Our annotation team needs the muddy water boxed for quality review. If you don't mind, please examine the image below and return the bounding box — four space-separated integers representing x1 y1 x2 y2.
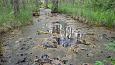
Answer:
0 9 115 65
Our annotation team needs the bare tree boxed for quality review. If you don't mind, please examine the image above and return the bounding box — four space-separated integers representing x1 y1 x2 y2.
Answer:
3 0 8 8
22 0 26 9
35 0 41 8
13 0 20 17
52 0 58 13
10 0 13 7
45 0 48 8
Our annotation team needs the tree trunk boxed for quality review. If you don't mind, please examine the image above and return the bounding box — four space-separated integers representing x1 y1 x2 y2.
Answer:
52 0 58 13
45 0 48 8
22 0 26 9
10 0 13 7
13 0 20 17
35 0 40 7
3 0 8 8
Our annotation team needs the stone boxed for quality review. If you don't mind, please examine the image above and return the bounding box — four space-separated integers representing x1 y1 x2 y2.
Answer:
30 53 32 54
27 37 32 40
0 27 9 34
62 60 68 64
82 63 92 65
81 40 90 45
80 48 87 50
107 56 111 58
44 9 52 16
37 30 49 35
81 40 86 44
15 38 24 43
20 54 24 56
87 53 94 57
17 59 25 64
15 41 20 43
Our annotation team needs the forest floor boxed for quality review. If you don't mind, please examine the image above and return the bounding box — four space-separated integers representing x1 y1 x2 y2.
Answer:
0 9 115 65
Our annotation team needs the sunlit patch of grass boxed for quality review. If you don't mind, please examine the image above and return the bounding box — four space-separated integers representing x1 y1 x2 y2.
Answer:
0 8 14 26
17 9 32 25
0 4 35 27
58 3 115 28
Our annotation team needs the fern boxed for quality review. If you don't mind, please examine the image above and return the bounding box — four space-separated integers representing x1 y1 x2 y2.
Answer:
94 61 104 65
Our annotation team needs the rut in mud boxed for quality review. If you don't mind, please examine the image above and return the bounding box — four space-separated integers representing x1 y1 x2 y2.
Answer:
0 9 115 65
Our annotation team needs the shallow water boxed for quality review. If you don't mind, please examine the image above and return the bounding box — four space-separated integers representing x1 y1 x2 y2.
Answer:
0 9 115 65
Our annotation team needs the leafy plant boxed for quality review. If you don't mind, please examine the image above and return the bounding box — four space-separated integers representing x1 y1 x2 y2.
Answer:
94 61 104 65
106 41 115 51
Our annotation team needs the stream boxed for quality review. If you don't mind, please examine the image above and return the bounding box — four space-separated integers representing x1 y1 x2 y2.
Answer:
0 9 115 65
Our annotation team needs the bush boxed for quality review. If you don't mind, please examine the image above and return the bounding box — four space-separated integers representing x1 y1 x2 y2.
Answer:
58 0 115 28
0 0 38 27
94 61 104 65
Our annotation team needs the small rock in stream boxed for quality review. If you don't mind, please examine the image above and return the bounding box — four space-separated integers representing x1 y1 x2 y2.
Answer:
0 54 3 57
20 54 24 56
20 47 25 50
82 63 91 65
15 41 20 43
15 38 24 43
16 57 27 64
107 56 111 58
30 53 32 54
0 59 7 63
81 40 90 45
87 53 94 57
27 37 32 40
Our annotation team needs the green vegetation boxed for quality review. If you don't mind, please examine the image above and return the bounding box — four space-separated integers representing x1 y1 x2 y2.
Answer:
58 0 115 28
107 58 115 65
0 0 38 27
94 41 115 65
106 41 115 51
94 61 104 65
105 41 115 65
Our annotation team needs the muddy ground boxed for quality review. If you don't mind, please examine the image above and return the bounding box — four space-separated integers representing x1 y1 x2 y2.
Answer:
0 9 115 65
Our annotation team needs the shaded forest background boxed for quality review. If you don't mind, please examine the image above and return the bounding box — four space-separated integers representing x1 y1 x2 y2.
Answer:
0 0 115 28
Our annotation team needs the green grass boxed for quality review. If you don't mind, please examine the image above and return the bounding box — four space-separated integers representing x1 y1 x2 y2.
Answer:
0 2 36 27
58 3 115 28
105 41 115 65
0 8 32 27
0 8 13 26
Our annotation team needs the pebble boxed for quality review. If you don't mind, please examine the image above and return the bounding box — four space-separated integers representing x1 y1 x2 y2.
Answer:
15 41 20 43
82 63 91 65
15 38 24 43
16 57 27 64
107 56 111 58
20 54 24 56
30 53 32 54
28 37 32 39
87 53 94 57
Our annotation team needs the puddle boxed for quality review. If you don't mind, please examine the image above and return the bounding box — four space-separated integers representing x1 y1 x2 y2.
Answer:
0 9 115 65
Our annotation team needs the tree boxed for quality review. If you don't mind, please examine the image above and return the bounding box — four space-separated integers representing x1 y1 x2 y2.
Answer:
10 0 13 7
45 0 48 8
13 0 20 17
52 0 58 13
21 0 26 9
3 0 8 8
